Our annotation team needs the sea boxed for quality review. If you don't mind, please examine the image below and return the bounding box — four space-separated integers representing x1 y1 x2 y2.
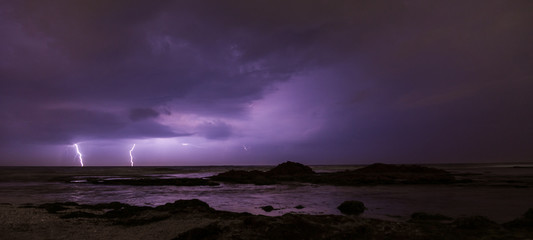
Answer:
1 163 532 223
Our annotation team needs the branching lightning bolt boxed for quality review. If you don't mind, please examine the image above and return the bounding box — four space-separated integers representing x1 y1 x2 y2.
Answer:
74 144 84 167
129 144 136 167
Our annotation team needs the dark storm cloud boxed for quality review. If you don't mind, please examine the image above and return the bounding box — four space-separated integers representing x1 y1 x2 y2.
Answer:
0 107 188 145
129 108 160 121
0 0 532 164
196 121 233 140
0 0 296 109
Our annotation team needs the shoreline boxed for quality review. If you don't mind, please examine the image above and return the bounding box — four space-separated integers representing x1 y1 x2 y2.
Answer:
1 162 533 224
1 199 532 240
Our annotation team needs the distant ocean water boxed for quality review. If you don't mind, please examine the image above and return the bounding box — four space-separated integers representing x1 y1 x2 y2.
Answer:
0 163 532 223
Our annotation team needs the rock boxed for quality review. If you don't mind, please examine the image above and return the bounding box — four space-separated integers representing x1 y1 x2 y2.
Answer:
453 216 498 229
264 214 326 240
79 201 130 210
211 162 454 186
37 202 69 213
113 211 171 226
524 208 533 219
102 205 152 219
210 162 315 185
409 212 453 222
35 200 212 226
295 205 305 209
337 201 366 215
311 163 455 186
503 208 533 229
354 163 445 174
27 200 533 239
267 161 315 176
210 170 275 185
354 163 455 184
60 211 99 219
172 223 222 240
261 205 274 212
155 199 213 213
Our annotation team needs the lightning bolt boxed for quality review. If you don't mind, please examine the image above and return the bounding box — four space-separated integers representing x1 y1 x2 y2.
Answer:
243 145 248 151
74 144 84 167
129 144 136 167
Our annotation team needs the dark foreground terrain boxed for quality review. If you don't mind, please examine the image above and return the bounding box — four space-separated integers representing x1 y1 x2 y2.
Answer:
1 199 532 240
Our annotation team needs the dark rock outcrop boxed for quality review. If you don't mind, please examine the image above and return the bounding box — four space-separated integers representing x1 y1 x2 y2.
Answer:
211 162 456 186
32 199 533 239
155 199 213 213
38 202 78 213
172 223 222 240
210 170 275 185
211 162 316 185
266 161 315 176
337 201 366 215
261 205 274 212
33 199 212 226
312 163 456 185
453 216 499 229
503 208 533 229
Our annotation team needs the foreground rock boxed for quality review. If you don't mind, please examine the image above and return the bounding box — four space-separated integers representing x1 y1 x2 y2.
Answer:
337 201 366 215
503 208 533 229
211 162 456 186
7 200 532 240
36 199 214 226
409 212 453 222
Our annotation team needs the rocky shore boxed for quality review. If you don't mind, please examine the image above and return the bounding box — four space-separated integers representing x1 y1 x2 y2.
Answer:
211 161 457 185
1 200 532 240
2 162 532 239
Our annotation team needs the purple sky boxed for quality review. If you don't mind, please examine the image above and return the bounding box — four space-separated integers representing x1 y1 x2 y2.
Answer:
1 0 532 166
